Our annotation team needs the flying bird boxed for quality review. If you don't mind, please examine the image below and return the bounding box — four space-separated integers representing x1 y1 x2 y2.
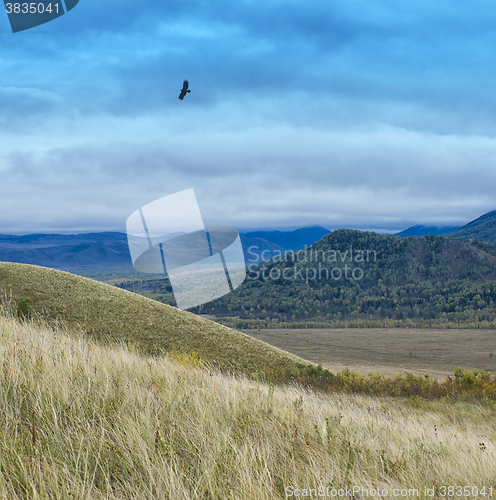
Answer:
179 80 191 100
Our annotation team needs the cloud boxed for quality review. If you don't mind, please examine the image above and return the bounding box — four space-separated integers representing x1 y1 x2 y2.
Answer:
1 0 496 233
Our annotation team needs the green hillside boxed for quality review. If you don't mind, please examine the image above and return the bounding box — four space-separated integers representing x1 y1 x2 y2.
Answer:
445 210 496 242
139 230 496 329
0 262 305 379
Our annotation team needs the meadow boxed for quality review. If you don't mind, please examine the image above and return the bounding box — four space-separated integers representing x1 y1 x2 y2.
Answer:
3 262 496 399
0 308 495 499
246 328 496 380
1 261 496 498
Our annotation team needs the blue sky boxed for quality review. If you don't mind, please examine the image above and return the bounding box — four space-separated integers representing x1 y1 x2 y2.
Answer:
1 0 496 234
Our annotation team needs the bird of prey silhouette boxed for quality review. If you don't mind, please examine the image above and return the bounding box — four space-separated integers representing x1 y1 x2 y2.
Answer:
179 80 191 100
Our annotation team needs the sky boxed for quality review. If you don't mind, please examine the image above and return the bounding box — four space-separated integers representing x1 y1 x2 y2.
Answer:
1 0 496 235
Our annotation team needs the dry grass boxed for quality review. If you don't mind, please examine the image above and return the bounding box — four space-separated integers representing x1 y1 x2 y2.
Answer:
0 308 495 499
0 262 305 378
246 328 496 380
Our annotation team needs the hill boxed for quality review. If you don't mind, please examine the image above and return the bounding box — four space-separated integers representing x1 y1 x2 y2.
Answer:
396 224 459 237
0 262 305 378
1 312 494 498
159 229 496 329
445 210 496 242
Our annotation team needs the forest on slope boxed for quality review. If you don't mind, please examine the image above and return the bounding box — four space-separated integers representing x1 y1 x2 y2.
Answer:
133 230 496 329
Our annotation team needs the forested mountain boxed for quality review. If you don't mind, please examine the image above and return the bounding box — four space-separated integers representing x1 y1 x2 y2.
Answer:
137 230 496 329
445 210 496 242
7 212 496 330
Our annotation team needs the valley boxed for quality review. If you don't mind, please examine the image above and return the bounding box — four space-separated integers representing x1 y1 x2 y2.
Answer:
245 327 496 380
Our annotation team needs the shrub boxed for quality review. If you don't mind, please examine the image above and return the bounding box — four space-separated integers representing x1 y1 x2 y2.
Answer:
15 298 31 320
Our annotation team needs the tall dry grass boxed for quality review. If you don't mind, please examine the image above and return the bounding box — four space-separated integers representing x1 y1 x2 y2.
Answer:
0 305 494 499
0 262 306 379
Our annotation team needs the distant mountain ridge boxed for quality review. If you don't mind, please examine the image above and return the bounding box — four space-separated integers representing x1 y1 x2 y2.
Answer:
5 210 496 271
0 233 132 270
396 225 460 237
0 226 331 269
243 226 330 249
239 236 286 264
444 210 496 242
395 210 496 241
0 232 127 244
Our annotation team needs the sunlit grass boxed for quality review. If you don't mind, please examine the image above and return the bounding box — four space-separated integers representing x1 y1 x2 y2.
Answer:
0 262 306 379
0 307 494 498
3 262 496 403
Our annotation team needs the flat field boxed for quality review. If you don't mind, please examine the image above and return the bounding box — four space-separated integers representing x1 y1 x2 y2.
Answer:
245 328 496 379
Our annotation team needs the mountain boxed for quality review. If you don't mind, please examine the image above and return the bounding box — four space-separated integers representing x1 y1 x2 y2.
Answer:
444 210 496 242
396 225 460 237
179 229 496 329
239 235 286 263
396 210 496 241
0 232 132 270
0 232 127 244
242 226 330 251
0 226 331 269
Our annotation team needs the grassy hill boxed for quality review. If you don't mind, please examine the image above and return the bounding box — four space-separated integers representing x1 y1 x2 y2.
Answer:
4 261 496 401
0 310 495 498
0 261 305 379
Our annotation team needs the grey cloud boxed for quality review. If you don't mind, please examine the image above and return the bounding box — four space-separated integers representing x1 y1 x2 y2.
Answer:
1 115 496 233
1 0 496 234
